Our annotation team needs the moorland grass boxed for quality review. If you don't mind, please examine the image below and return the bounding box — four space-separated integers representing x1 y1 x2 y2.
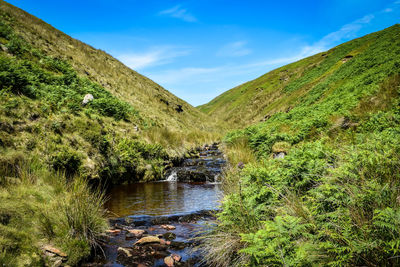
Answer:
0 157 107 266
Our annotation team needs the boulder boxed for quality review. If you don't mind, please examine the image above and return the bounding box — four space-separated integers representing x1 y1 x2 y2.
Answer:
175 168 216 182
118 247 133 258
164 253 182 267
82 94 94 105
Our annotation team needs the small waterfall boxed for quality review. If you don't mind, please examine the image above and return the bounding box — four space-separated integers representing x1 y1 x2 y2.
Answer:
166 170 178 181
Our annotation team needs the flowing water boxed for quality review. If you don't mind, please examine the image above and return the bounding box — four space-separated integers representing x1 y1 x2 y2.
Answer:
93 144 226 267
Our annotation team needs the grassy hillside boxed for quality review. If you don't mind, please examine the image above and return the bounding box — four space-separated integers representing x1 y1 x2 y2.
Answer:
0 0 219 133
199 24 400 128
202 25 400 266
0 2 221 265
0 0 223 184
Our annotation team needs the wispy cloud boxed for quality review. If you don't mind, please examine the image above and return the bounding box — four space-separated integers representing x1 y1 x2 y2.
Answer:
304 14 374 55
146 10 385 105
141 1 399 105
159 5 197 22
217 41 252 57
149 11 376 87
117 46 190 70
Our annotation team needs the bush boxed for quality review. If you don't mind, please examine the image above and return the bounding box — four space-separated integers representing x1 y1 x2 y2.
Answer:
50 148 82 176
90 98 132 121
59 177 107 264
0 57 36 98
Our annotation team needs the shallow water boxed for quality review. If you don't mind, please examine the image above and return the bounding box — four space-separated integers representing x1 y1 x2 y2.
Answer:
94 145 225 266
105 181 223 217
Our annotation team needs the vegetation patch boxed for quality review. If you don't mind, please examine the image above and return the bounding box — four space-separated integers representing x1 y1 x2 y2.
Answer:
203 25 400 267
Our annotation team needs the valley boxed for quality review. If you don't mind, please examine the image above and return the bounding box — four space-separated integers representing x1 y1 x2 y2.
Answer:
1 1 400 266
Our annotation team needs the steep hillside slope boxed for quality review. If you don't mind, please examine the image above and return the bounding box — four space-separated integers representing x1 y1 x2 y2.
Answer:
199 24 400 127
0 3 220 265
0 1 223 184
202 25 400 267
0 0 214 131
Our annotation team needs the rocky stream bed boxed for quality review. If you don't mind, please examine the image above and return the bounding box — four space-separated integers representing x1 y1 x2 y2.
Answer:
86 143 226 267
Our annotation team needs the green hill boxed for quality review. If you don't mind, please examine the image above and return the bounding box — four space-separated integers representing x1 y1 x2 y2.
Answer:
199 24 400 128
0 0 223 184
0 0 213 132
2 0 400 265
201 25 400 266
0 2 221 265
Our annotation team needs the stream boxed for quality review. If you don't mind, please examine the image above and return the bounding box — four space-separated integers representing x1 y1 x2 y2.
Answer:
90 143 226 267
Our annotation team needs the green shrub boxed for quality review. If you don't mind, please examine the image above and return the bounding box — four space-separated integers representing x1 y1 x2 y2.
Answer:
59 177 107 264
50 148 82 176
90 98 131 121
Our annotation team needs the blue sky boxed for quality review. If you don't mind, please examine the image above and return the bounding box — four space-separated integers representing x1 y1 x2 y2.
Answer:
7 0 400 106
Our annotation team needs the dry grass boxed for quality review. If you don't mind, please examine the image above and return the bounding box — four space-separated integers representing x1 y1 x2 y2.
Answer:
198 230 249 267
0 160 108 266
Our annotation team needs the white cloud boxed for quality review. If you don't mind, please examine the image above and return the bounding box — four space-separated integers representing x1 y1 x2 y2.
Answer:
269 13 374 63
313 14 374 50
383 8 394 13
217 41 252 57
159 5 197 22
117 47 190 70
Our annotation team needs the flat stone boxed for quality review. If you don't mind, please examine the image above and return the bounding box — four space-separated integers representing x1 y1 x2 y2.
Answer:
106 229 121 235
161 224 176 230
128 229 147 238
134 236 161 245
164 256 174 267
43 245 67 258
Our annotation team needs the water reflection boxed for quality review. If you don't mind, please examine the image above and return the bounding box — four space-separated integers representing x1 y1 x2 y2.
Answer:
104 182 222 217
